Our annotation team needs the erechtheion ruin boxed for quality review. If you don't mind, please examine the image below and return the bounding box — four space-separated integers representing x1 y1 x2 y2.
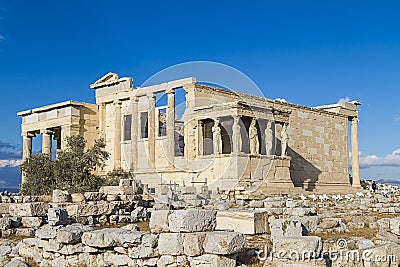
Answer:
18 73 362 193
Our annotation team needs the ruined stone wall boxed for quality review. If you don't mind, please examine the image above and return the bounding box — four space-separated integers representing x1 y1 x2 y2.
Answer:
273 103 350 189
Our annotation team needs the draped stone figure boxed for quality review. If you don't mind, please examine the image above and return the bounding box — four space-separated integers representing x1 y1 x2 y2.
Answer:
213 122 222 154
264 120 273 156
232 116 242 153
281 123 289 157
249 118 259 155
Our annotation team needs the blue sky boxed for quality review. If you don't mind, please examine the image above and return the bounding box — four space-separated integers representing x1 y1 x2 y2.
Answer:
0 0 400 186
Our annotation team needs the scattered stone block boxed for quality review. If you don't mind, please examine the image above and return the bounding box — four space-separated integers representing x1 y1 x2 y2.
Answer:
52 189 71 203
183 232 206 256
149 210 171 233
15 228 35 237
168 210 216 232
9 203 49 217
188 254 236 267
158 233 183 255
21 217 43 228
57 224 92 244
70 193 85 203
272 236 322 260
269 218 303 240
216 210 268 235
203 232 245 255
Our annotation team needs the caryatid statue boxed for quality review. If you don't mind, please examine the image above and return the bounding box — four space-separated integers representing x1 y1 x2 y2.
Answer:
264 120 273 156
281 123 289 157
249 118 259 155
212 121 222 154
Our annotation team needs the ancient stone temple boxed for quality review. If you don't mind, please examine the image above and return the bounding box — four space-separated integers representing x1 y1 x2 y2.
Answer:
17 73 362 193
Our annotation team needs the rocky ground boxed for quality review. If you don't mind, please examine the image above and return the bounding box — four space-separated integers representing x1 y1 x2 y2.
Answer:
0 184 399 266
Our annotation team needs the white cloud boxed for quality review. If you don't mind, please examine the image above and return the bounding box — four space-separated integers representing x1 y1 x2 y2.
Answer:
337 97 351 104
359 149 400 168
0 160 22 168
394 115 400 122
275 98 287 103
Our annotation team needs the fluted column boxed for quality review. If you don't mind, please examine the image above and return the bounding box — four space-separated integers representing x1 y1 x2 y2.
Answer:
22 133 33 162
197 120 204 156
232 116 241 154
351 118 361 187
114 100 122 170
41 130 52 156
99 103 106 138
166 89 175 166
147 94 156 167
131 97 139 171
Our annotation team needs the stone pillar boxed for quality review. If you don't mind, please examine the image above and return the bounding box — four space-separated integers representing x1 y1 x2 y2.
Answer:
41 130 52 156
197 120 203 156
166 89 175 166
232 116 241 154
99 103 106 138
131 97 139 171
22 132 33 162
213 118 222 155
351 118 361 187
147 94 156 167
114 100 122 170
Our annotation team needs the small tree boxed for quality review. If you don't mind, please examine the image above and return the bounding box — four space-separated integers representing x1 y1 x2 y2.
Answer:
20 135 110 195
53 136 110 193
20 153 55 195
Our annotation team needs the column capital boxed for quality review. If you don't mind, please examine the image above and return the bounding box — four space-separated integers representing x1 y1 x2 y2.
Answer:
147 93 156 100
113 100 122 106
166 88 175 94
40 129 53 135
130 96 139 103
351 117 359 124
233 115 241 124
22 132 36 138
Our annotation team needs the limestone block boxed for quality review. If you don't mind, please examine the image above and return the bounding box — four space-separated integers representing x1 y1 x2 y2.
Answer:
142 233 158 247
269 218 303 240
9 203 49 217
36 225 60 239
52 189 71 203
272 236 322 260
158 233 183 255
15 228 35 237
100 186 136 195
70 193 85 203
149 210 171 233
390 217 400 236
318 218 339 229
103 252 134 266
58 243 98 255
21 217 43 228
48 208 68 226
0 217 12 230
128 245 158 259
0 203 10 215
67 201 117 217
183 232 206 256
4 259 28 267
83 192 106 201
216 210 268 235
363 243 400 267
81 228 142 248
203 232 245 255
57 224 93 244
168 210 217 232
188 254 236 267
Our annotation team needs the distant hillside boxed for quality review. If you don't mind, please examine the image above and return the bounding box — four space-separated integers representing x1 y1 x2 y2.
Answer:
0 166 21 188
377 179 400 186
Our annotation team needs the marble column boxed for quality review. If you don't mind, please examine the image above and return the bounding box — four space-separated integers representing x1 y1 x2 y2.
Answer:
213 118 222 155
114 100 122 170
351 118 361 187
41 130 53 156
60 125 80 150
131 97 139 171
99 103 106 138
232 116 242 154
22 133 33 162
197 120 204 156
147 94 156 167
166 89 175 166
